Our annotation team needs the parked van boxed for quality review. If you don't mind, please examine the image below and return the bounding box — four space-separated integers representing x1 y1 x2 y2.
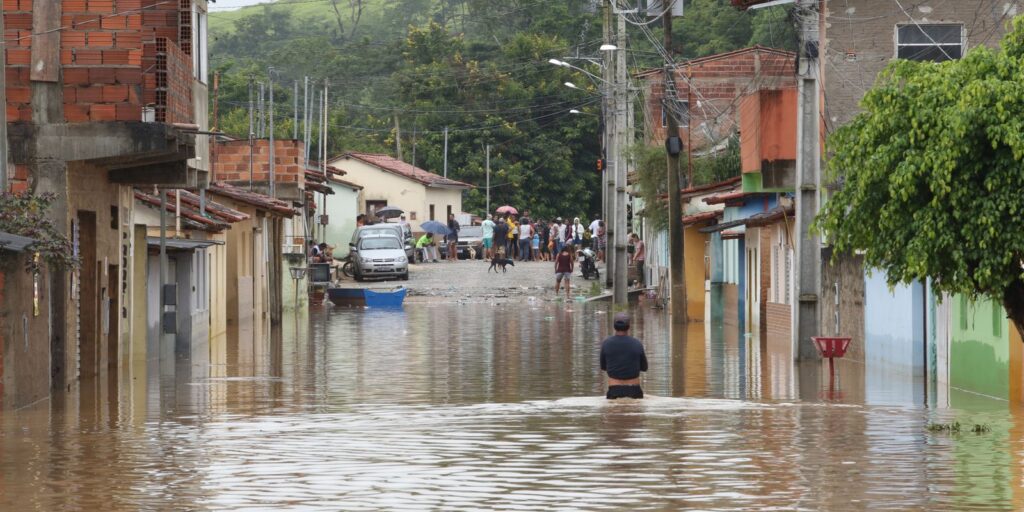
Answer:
350 224 414 260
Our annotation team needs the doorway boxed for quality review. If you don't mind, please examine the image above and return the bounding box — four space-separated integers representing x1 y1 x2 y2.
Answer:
78 210 98 379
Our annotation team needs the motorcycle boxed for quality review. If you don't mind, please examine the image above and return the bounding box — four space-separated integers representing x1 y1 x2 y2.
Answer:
578 248 600 280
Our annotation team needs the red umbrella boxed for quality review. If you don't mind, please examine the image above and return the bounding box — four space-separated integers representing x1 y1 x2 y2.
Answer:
496 205 518 215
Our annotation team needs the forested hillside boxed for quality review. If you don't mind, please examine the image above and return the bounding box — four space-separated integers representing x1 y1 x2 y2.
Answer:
209 0 794 219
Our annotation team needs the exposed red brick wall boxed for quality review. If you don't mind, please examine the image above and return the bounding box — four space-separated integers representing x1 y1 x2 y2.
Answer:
8 163 29 193
766 302 791 345
3 0 33 122
142 37 191 123
212 139 306 187
4 0 193 123
642 48 797 150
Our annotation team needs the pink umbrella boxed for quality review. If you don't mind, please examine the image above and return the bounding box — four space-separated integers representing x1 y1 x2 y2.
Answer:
496 205 518 215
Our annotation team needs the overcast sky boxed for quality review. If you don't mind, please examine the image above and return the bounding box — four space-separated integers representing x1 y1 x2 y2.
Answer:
209 0 273 12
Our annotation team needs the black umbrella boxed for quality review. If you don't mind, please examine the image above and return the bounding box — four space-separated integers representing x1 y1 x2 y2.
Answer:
375 206 404 219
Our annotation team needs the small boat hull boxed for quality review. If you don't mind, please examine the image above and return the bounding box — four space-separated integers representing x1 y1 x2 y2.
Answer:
327 287 366 307
327 287 407 308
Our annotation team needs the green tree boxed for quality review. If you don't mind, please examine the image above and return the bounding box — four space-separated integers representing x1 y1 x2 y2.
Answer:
0 192 77 273
816 18 1024 337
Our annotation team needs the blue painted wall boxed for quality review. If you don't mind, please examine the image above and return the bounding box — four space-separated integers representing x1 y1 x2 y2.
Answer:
863 271 926 375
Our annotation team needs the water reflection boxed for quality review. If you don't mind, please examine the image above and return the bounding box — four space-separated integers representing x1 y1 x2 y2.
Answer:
1 302 1022 510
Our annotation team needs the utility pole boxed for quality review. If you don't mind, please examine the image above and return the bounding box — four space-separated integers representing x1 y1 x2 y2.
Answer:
603 0 615 291
258 82 265 138
0 5 7 191
394 113 402 161
303 76 310 163
293 80 299 140
322 79 329 240
485 144 491 214
268 68 276 198
248 77 254 191
794 0 822 360
612 3 628 307
443 126 449 178
411 120 417 169
664 0 687 321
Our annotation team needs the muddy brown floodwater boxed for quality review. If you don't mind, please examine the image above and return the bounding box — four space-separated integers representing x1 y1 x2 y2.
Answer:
2 299 1023 510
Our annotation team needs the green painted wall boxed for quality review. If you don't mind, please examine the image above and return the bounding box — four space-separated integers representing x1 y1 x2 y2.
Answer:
950 296 1010 400
741 172 794 194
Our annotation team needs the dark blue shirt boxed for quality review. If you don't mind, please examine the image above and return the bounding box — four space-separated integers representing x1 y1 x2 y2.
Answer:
600 335 648 380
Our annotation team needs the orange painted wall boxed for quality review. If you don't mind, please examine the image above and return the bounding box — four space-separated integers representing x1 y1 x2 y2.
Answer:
740 89 798 174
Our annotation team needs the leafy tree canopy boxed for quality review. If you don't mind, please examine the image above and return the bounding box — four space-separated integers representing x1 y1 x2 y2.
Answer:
209 0 794 221
0 192 77 273
816 17 1024 335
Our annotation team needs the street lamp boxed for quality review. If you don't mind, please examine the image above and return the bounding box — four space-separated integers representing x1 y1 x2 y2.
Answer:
289 266 307 308
564 81 580 90
599 44 619 51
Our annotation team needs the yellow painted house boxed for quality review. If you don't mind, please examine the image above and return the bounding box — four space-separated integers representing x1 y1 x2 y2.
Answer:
330 152 472 227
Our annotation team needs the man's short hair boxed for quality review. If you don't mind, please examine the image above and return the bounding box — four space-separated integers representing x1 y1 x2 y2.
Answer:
613 313 630 330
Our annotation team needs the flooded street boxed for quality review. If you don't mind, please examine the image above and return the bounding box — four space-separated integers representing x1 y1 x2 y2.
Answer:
3 299 1023 510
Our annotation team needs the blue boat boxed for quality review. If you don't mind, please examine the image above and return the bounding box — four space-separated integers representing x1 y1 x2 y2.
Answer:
327 287 407 308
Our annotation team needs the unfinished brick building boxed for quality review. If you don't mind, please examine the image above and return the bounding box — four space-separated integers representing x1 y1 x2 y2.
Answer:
1 0 210 408
637 46 796 155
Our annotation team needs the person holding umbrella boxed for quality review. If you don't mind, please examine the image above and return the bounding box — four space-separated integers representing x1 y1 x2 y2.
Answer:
419 220 450 263
446 213 460 261
416 233 438 263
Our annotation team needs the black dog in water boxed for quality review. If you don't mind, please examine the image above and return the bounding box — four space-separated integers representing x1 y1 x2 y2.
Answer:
488 257 516 273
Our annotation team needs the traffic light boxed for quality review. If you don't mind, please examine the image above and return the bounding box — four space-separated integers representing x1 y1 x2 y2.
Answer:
596 158 605 172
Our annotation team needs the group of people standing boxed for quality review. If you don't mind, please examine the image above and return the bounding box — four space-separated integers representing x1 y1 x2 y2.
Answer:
480 213 607 263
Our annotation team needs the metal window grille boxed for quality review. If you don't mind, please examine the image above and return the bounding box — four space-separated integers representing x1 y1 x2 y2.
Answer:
896 24 963 62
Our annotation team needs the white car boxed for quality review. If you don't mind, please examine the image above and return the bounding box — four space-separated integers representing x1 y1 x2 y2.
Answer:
352 234 409 281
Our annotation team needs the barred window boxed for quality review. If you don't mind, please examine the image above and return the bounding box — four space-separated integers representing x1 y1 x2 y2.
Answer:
896 24 963 62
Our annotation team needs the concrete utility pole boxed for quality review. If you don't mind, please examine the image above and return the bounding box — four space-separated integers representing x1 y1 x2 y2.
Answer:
248 77 255 191
603 0 616 290
303 76 310 163
664 0 687 321
443 126 449 178
268 68 276 198
293 80 299 140
612 3 629 307
394 113 402 161
485 144 491 214
0 6 6 190
794 0 822 360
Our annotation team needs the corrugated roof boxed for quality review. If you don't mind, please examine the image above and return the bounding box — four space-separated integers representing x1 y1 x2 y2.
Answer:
340 152 473 189
703 191 753 205
207 183 298 217
682 211 722 226
0 231 35 252
134 190 230 232
168 190 250 224
743 205 794 227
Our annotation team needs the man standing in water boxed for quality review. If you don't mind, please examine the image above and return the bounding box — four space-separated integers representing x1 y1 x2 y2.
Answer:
600 313 648 399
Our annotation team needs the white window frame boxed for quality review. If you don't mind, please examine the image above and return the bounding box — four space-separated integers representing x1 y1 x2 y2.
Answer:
661 98 689 128
894 23 965 62
192 4 208 83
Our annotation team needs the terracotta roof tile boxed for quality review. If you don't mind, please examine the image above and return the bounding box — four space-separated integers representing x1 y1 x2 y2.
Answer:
341 152 473 188
134 190 230 232
207 182 298 217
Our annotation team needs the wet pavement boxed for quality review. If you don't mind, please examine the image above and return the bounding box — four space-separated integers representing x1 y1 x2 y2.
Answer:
2 300 1023 510
334 258 606 303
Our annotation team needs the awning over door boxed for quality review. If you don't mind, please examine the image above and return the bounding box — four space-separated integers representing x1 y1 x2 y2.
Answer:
146 237 224 251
